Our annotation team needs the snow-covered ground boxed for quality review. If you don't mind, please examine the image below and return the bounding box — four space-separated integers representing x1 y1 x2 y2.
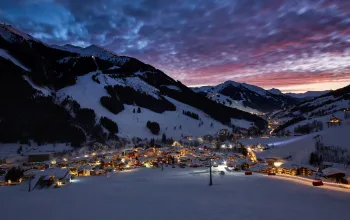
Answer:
0 143 72 159
239 124 350 164
1 168 349 220
57 72 234 139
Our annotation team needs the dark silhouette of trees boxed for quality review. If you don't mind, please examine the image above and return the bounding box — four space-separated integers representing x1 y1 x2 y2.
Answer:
100 96 124 114
100 117 118 134
182 110 199 120
147 121 160 135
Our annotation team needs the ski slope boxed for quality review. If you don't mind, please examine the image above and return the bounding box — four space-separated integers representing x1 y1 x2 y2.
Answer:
0 168 348 220
57 72 233 139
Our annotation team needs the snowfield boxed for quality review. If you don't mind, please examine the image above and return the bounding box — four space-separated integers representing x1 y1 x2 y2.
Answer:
1 168 349 220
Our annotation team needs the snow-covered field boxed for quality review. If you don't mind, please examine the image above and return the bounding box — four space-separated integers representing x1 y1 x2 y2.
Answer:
1 168 349 220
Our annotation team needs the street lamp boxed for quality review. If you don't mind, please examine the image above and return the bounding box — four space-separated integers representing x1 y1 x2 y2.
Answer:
209 158 213 186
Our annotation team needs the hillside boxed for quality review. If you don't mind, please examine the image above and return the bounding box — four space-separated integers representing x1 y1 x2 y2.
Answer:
241 124 350 165
285 90 331 101
193 81 298 114
0 24 267 146
272 85 350 135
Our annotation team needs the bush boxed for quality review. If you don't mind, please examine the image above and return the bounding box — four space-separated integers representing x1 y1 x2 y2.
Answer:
182 110 199 120
146 121 160 135
100 96 124 114
92 74 100 84
100 117 118 134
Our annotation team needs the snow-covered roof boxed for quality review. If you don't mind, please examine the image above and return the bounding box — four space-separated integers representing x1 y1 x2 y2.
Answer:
38 168 69 179
322 167 346 176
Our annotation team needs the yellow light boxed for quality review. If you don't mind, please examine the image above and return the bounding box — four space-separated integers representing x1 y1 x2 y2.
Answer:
51 160 56 165
274 162 283 167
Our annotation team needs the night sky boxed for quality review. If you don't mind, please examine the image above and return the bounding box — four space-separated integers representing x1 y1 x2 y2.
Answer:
1 0 349 92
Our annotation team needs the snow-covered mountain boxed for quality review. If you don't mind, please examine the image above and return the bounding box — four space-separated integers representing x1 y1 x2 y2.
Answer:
285 90 331 100
0 24 267 146
193 81 298 114
271 85 350 135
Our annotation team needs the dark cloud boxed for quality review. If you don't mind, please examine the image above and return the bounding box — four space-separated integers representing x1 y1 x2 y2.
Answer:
0 0 349 92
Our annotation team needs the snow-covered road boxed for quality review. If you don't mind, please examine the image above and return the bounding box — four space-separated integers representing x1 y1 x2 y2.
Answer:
0 167 349 220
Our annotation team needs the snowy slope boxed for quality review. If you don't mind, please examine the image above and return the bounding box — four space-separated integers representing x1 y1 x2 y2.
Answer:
0 24 39 43
0 48 30 71
272 85 350 133
286 90 331 100
57 72 232 139
52 44 130 65
207 92 263 115
241 124 350 164
193 81 298 114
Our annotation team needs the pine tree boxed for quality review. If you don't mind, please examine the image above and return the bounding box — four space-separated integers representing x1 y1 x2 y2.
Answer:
133 108 135 113
162 133 166 144
17 146 22 154
137 107 141 113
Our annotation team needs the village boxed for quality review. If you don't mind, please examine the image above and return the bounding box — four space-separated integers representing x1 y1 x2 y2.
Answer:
1 119 349 191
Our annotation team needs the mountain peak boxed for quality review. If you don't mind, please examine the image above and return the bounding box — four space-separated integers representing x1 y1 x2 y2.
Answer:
0 23 39 43
268 88 282 95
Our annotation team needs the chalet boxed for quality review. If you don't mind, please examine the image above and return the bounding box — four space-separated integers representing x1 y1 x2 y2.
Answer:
327 116 341 128
36 168 71 188
78 165 92 177
322 167 346 183
298 165 318 176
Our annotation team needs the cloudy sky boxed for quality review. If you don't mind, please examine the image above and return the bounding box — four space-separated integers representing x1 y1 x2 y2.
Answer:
1 0 349 92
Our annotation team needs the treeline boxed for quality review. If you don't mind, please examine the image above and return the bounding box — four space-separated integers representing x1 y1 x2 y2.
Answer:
0 60 87 146
105 85 176 113
146 121 160 135
0 59 119 147
294 120 323 134
310 138 350 166
100 96 124 114
100 117 118 134
274 116 306 134
160 83 267 130
182 110 199 120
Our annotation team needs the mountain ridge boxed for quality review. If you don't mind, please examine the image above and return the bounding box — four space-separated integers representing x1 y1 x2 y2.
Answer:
0 24 267 146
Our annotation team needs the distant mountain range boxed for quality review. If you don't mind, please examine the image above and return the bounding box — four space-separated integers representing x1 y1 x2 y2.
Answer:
193 81 298 114
0 24 267 146
268 88 331 100
271 85 350 135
